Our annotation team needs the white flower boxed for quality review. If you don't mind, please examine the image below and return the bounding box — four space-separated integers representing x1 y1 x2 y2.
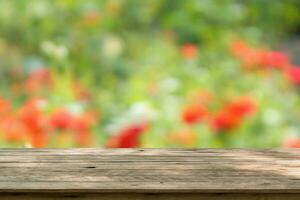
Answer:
41 41 56 55
128 102 157 122
67 102 84 116
102 35 124 58
161 95 180 120
41 41 68 60
159 77 180 94
262 109 281 126
105 102 157 135
53 45 68 60
106 118 127 135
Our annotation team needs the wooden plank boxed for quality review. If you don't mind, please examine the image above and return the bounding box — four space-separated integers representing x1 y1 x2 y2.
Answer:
0 149 299 194
1 193 300 200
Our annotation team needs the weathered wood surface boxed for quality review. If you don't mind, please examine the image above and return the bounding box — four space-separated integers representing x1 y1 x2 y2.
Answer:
1 149 300 199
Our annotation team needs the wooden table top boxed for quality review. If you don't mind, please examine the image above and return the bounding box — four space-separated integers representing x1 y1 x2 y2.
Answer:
0 148 300 193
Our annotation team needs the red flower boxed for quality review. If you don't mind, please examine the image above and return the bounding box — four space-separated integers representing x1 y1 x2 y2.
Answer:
230 40 290 70
0 116 29 143
181 103 208 125
18 98 49 147
230 40 249 57
106 123 148 148
226 96 257 117
230 40 264 68
285 66 300 85
261 51 289 69
243 49 266 68
71 112 97 147
49 109 74 130
71 112 96 132
210 110 241 132
284 137 300 148
181 43 198 59
18 98 47 134
210 96 257 132
30 132 48 148
0 97 10 114
75 130 94 147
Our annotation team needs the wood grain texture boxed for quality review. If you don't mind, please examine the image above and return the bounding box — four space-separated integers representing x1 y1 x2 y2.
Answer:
1 193 300 200
0 148 300 195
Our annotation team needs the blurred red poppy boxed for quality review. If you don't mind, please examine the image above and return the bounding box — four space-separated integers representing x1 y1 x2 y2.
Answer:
72 112 97 147
181 103 208 125
226 96 257 117
106 123 148 148
231 40 290 70
19 98 47 134
284 137 300 148
285 66 300 85
49 109 74 130
181 43 198 59
230 40 249 57
71 112 97 132
210 110 241 132
30 132 48 148
0 117 28 142
0 97 10 114
261 51 289 69
75 130 95 147
210 96 257 132
17 98 49 147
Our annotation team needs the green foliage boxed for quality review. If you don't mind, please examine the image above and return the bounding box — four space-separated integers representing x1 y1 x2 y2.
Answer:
0 0 300 148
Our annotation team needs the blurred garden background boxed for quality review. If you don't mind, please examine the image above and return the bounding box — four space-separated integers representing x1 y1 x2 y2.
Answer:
0 0 300 148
